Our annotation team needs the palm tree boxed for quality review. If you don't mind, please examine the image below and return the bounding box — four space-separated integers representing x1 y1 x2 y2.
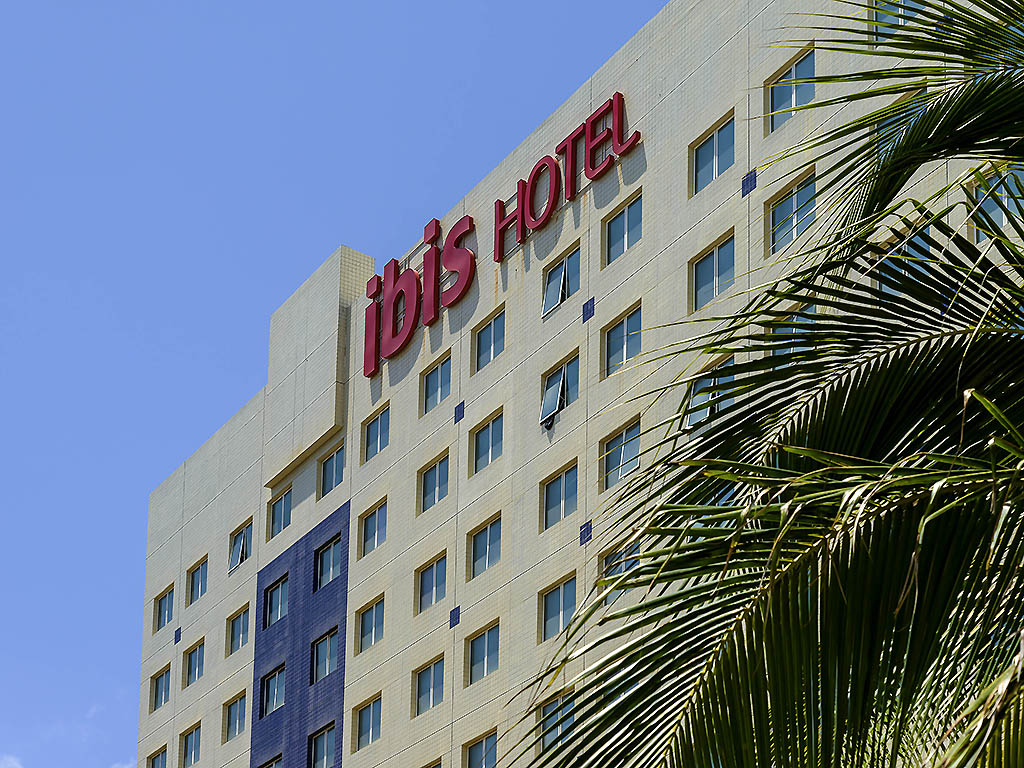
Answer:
520 2 1024 767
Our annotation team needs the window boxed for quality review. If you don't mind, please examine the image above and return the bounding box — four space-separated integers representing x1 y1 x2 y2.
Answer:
875 0 923 38
770 175 816 254
185 642 205 687
424 357 451 413
543 465 578 530
604 545 641 604
469 623 499 684
693 237 735 310
358 598 384 652
418 555 447 613
310 725 334 768
182 725 201 768
769 51 814 131
148 749 167 768
543 248 581 315
422 455 449 512
475 310 505 372
261 667 285 716
416 658 444 715
228 521 252 572
541 577 576 641
321 443 345 496
187 559 207 606
155 587 173 631
467 732 498 768
541 355 579 423
688 358 735 426
471 518 501 579
473 413 503 473
605 306 641 375
228 607 249 655
694 118 734 194
361 502 387 556
607 195 642 265
604 421 641 489
974 167 1024 242
772 306 817 357
225 694 246 741
365 407 390 460
259 760 281 768
312 630 338 683
356 697 382 750
264 577 288 628
541 694 575 752
152 667 171 711
316 536 343 590
270 489 292 539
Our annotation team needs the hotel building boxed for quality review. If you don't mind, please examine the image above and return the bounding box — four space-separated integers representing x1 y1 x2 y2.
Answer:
137 0 910 766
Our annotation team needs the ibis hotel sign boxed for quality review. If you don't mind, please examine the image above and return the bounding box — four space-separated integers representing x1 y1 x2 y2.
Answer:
363 92 641 377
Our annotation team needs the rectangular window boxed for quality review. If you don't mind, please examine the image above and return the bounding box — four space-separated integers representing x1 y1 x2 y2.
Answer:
467 732 498 768
543 247 581 315
604 421 641 489
543 465 578 530
422 455 449 512
605 306 641 375
310 725 335 768
312 629 338 683
185 642 204 687
152 667 171 711
228 607 249 655
358 598 385 652
225 694 246 741
606 195 643 264
770 51 815 131
604 544 641 604
182 725 201 768
541 577 576 641
688 358 735 426
270 489 292 539
155 587 173 631
418 555 447 613
187 559 207 606
693 237 735 310
770 175 816 254
541 695 575 752
772 306 817 357
264 577 288 628
974 167 1024 242
473 413 503 473
361 502 387 556
316 536 343 590
356 697 382 750
416 658 444 715
469 623 499 684
875 0 923 38
694 118 735 195
228 521 252 572
365 407 390 460
475 310 506 372
261 667 285 717
424 357 451 413
149 749 167 768
541 355 579 423
471 518 501 579
321 443 345 497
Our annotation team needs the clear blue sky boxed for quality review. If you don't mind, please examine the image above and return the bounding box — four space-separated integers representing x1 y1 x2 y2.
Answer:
0 2 666 766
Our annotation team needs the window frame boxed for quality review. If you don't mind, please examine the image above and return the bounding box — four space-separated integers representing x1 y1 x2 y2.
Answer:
261 666 286 718
181 723 202 768
767 171 816 256
154 585 174 632
357 596 385 654
604 191 643 266
320 441 345 498
539 575 577 642
183 639 205 688
268 487 292 540
765 48 815 134
541 462 578 532
472 411 504 474
226 604 250 656
691 232 736 312
602 419 642 491
473 306 506 374
469 515 501 580
540 352 580 424
873 0 924 39
603 303 642 377
422 353 452 415
309 723 335 768
466 731 499 768
151 665 171 712
542 244 581 317
691 114 735 196
363 404 391 462
354 696 382 751
315 535 344 591
224 692 247 742
416 553 447 614
186 557 207 607
414 656 445 716
264 576 289 629
359 500 387 558
466 621 500 685
420 452 450 513
147 747 168 768
311 628 339 684
688 356 735 427
228 519 253 573
539 692 575 754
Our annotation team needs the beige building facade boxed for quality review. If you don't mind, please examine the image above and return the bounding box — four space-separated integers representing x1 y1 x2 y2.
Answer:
137 0 893 766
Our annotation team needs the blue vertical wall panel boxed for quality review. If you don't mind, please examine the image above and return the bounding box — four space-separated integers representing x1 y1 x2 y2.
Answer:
251 501 351 768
